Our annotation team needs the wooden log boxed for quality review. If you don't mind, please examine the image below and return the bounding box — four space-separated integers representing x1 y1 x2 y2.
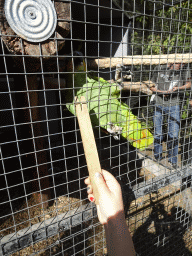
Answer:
87 53 192 69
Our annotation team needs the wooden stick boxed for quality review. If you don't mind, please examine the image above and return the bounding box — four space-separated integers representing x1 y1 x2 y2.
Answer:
87 53 192 69
75 96 102 205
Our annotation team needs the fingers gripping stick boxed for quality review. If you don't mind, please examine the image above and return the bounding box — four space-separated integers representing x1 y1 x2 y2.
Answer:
75 96 102 205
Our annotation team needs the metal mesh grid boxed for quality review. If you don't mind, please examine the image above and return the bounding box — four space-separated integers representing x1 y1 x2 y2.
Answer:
0 0 192 255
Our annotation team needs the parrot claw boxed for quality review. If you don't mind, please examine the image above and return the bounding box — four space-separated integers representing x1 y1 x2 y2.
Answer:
115 64 134 82
107 122 123 140
113 135 121 140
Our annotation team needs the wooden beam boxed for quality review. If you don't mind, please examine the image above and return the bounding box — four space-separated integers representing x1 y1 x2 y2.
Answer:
87 53 192 69
26 75 52 209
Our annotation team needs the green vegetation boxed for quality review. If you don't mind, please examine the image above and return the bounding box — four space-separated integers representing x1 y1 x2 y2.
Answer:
132 1 192 55
131 1 192 127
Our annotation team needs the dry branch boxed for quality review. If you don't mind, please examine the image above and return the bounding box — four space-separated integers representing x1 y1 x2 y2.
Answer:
87 53 192 69
122 81 154 95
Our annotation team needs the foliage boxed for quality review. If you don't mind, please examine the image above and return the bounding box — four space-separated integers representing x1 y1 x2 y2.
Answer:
132 1 192 125
181 91 192 119
132 1 192 55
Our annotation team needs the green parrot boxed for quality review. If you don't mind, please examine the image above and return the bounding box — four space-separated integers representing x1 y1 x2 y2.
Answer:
64 53 153 150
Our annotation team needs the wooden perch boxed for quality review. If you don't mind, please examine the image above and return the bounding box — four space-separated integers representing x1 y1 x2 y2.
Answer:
87 53 192 69
122 81 155 95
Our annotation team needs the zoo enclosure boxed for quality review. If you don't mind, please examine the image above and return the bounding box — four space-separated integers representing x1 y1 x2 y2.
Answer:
0 0 192 255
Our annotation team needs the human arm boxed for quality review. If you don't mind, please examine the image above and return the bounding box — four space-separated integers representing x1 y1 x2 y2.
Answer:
84 170 136 256
150 86 169 94
150 65 170 94
171 64 191 92
151 80 191 94
171 80 191 92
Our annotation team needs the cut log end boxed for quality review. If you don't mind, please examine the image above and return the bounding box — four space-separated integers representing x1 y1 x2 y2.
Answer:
0 2 70 57
32 191 53 209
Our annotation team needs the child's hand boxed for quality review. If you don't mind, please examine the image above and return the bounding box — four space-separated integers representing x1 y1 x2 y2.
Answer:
84 170 124 224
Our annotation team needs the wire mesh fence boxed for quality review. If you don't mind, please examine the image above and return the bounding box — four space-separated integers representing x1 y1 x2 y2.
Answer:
0 0 192 255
